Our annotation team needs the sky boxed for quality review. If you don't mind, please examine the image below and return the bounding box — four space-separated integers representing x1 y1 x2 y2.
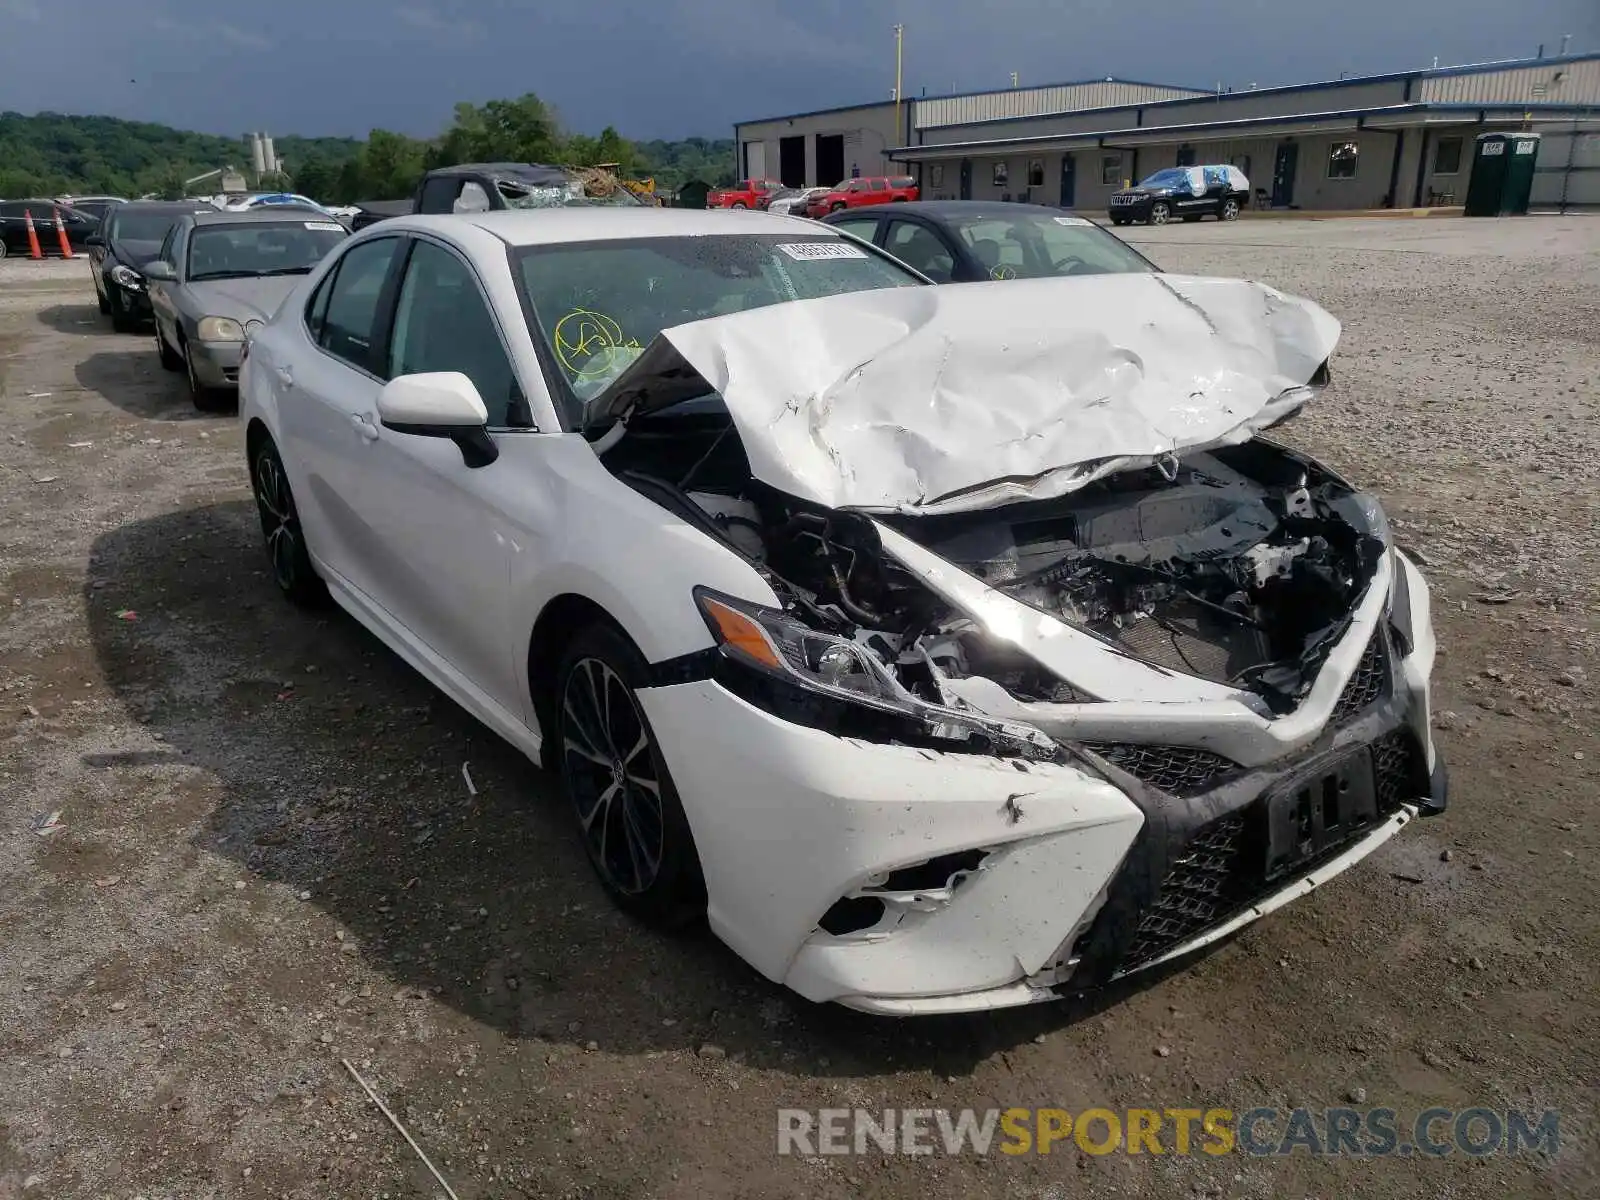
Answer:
0 0 1595 142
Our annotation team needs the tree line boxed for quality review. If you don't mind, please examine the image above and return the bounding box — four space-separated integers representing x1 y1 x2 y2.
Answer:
0 97 736 202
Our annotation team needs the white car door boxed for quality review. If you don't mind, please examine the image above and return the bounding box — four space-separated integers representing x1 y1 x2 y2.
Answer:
332 234 528 723
275 235 406 602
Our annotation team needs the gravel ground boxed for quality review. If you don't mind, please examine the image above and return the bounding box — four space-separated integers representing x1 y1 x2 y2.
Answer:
1 218 1596 1199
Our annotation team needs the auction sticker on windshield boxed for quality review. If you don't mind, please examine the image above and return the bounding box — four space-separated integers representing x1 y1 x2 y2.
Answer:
1054 216 1093 226
304 221 345 232
777 242 867 261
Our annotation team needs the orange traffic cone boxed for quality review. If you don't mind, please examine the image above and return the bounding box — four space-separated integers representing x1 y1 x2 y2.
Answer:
52 208 75 259
23 209 44 260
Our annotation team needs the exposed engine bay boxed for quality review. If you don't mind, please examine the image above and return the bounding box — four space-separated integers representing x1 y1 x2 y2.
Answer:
606 400 1388 722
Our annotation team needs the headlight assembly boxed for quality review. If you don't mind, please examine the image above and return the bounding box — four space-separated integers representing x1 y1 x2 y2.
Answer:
109 264 144 291
197 316 245 342
694 588 1059 760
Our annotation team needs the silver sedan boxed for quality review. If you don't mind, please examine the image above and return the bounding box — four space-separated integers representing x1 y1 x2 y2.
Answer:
144 209 349 410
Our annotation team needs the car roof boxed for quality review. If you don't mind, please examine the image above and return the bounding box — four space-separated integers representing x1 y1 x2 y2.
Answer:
190 208 343 225
830 200 1073 220
113 201 215 213
384 207 838 247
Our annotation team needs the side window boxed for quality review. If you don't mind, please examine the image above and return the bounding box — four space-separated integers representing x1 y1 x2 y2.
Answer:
830 216 880 243
305 261 338 342
157 227 177 266
868 178 888 192
387 240 523 427
418 175 460 214
454 181 490 213
884 221 955 283
317 238 401 374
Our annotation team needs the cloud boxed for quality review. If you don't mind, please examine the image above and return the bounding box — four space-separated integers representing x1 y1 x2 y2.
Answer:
150 14 274 50
1 0 42 21
396 5 485 41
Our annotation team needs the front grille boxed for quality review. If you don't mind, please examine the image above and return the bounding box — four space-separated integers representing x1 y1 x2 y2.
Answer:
1080 741 1239 797
1329 632 1388 725
1123 814 1251 965
1372 727 1426 811
1113 730 1424 973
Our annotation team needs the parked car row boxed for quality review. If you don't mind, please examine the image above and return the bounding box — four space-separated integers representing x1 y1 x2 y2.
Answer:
708 175 920 216
0 199 99 258
214 198 1445 1016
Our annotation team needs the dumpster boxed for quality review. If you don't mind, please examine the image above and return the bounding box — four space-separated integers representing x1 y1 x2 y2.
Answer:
1464 132 1541 217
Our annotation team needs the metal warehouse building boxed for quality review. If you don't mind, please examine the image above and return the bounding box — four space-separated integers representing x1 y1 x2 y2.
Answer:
734 53 1600 212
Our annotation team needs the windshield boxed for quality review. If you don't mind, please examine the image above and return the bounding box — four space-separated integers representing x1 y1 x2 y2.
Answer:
513 234 923 413
1139 168 1193 190
109 210 184 243
186 220 348 281
950 213 1154 280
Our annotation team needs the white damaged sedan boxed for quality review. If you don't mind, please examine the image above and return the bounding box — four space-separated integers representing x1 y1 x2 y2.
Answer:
238 208 1446 1015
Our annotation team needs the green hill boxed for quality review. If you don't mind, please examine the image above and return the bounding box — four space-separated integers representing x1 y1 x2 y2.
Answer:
0 108 734 202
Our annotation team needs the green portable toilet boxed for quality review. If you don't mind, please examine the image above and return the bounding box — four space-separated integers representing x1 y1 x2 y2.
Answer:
1464 132 1541 217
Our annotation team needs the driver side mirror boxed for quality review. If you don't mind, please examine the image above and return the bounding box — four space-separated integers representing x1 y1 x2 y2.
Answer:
141 260 176 281
377 372 499 468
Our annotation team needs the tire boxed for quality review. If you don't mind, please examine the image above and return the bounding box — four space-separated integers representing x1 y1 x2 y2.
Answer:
250 437 327 607
1149 202 1171 226
185 343 229 412
1221 198 1241 221
830 201 845 213
109 292 135 332
156 327 182 371
731 201 747 209
97 285 110 315
0 240 9 260
554 622 706 928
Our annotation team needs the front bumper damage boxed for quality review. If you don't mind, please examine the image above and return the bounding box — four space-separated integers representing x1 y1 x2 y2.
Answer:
639 551 1444 1016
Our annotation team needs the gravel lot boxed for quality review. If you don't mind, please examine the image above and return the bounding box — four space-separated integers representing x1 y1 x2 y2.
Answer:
1 217 1596 1200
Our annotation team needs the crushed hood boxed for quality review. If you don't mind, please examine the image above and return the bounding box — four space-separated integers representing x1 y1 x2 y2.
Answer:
590 273 1340 514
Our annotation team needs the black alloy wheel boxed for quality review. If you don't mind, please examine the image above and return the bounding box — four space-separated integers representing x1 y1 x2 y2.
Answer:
555 623 705 926
251 439 325 606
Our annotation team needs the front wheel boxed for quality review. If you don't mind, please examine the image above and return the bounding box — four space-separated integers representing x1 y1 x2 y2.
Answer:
555 623 706 928
251 438 326 607
1149 202 1171 226
731 201 747 209
1221 198 1241 221
830 201 846 212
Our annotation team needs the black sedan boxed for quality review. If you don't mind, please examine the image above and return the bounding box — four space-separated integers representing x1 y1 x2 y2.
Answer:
822 200 1156 284
0 199 98 259
85 201 214 332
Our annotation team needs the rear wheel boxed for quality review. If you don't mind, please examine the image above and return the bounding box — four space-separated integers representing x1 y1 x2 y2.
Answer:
731 201 747 209
250 437 326 607
1221 198 1241 221
1149 202 1171 226
555 623 705 927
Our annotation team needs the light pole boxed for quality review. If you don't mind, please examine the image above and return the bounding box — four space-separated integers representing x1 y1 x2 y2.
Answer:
893 24 905 145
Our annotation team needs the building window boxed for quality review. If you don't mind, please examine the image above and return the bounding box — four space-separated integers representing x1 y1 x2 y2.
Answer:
1175 144 1196 167
1101 153 1122 185
1327 140 1359 179
1027 159 1044 187
992 160 1008 186
930 162 944 188
1433 137 1464 175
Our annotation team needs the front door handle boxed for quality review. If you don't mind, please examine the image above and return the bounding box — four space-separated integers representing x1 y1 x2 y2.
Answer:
275 365 294 387
350 413 379 442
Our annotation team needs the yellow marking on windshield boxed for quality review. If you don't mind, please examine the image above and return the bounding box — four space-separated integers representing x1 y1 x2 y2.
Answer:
553 308 641 379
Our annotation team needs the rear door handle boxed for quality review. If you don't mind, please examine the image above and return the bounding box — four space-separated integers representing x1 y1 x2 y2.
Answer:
350 413 379 442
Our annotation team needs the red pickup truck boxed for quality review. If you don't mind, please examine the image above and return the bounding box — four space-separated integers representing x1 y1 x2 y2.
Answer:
804 175 919 217
708 178 783 209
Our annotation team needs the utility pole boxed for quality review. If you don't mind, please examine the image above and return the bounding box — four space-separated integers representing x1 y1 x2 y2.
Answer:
893 24 905 147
